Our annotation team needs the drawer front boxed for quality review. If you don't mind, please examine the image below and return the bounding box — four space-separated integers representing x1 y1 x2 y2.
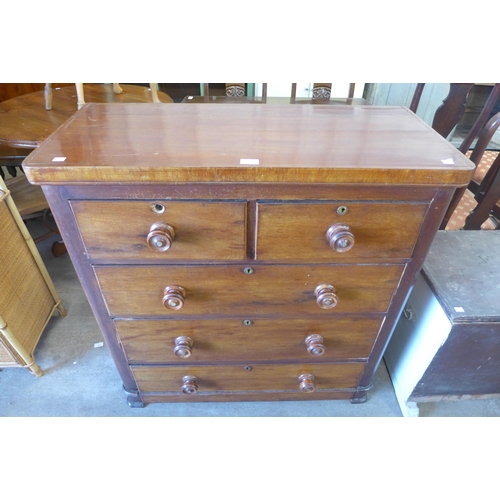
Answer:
131 363 365 393
116 317 383 364
95 264 404 317
70 200 246 261
256 202 427 261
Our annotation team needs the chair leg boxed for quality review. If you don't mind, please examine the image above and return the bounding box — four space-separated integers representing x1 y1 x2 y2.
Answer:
76 83 85 110
51 240 67 257
463 175 500 229
44 83 52 110
150 84 160 103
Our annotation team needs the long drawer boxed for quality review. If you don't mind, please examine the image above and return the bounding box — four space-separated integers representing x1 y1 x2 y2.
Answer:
95 264 404 317
256 201 427 261
131 362 366 394
70 200 247 261
115 317 383 364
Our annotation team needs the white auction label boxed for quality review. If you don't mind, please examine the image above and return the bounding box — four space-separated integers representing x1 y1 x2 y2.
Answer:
240 159 259 165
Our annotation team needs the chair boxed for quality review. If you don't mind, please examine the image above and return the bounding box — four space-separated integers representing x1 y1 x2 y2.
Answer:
410 83 500 230
196 83 268 103
460 111 500 229
290 83 366 104
44 83 160 110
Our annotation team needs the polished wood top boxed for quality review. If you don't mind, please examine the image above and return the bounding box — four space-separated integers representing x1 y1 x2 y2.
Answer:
23 103 474 186
0 84 173 149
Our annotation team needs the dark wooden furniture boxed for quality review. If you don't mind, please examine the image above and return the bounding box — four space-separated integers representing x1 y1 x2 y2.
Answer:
385 231 500 416
183 83 268 104
23 103 474 408
410 83 500 229
462 111 500 229
290 83 366 105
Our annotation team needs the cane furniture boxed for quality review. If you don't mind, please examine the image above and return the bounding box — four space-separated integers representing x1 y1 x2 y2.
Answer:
0 177 66 376
23 103 474 407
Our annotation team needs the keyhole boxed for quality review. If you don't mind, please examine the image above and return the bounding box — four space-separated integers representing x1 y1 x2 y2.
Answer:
243 267 254 275
152 203 165 214
337 206 348 215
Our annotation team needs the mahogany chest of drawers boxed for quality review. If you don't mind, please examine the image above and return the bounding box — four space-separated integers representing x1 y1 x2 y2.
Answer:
23 103 474 407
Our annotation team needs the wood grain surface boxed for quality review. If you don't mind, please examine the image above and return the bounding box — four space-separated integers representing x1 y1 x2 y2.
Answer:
94 264 404 317
23 104 474 185
115 317 383 364
71 200 246 261
131 362 365 393
256 201 428 261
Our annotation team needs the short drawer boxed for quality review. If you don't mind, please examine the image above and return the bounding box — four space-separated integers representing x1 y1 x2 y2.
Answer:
95 264 404 317
116 317 383 364
70 200 246 261
256 201 427 261
131 362 366 394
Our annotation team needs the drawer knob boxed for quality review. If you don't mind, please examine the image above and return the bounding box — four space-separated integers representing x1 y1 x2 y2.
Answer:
163 285 186 310
314 284 338 309
181 375 198 394
147 222 175 252
327 223 355 252
305 334 325 356
298 374 316 393
174 336 193 358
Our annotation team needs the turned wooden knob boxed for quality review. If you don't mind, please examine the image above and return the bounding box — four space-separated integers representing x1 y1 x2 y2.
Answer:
147 222 175 252
298 374 316 393
326 223 355 252
174 336 193 358
162 285 186 310
181 375 198 394
314 284 338 309
305 334 325 356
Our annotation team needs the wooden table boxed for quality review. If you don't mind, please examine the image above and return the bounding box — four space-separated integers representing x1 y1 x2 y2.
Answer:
0 84 173 149
23 103 474 408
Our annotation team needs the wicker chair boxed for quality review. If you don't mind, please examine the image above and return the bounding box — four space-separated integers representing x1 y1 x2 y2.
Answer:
0 177 66 376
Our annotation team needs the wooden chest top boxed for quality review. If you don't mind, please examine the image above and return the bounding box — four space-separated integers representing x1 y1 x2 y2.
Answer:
23 103 474 186
422 231 500 323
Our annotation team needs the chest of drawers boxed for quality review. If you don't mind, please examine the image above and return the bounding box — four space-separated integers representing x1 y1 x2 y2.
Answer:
23 103 474 407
